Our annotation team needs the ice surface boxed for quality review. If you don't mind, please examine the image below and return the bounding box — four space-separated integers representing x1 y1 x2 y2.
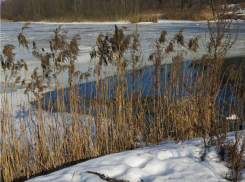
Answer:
1 21 245 90
26 21 131 25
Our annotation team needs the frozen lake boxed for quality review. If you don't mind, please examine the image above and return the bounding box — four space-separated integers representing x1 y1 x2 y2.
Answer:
1 20 245 90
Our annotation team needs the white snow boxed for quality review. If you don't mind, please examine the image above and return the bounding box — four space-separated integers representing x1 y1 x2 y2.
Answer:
1 21 244 90
226 114 239 120
27 21 131 25
25 132 245 182
26 20 207 25
157 20 207 24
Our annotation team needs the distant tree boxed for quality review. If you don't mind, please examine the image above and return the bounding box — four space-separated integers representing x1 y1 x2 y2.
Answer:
1 0 243 21
210 0 215 18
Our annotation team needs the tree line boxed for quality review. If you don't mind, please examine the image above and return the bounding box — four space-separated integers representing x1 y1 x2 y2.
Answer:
1 0 245 21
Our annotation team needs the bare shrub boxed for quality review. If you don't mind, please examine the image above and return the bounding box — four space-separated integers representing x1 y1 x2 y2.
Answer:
224 133 245 182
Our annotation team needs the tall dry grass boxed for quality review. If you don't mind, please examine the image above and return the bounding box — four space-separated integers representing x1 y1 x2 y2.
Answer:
0 19 244 182
129 14 158 23
160 8 214 21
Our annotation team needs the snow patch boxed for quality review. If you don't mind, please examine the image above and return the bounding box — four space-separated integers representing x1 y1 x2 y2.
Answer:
26 132 245 182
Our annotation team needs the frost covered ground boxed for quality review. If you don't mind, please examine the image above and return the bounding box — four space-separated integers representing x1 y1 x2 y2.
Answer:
26 132 245 182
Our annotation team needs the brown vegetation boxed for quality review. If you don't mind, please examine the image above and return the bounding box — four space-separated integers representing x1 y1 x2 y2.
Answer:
0 18 244 182
130 14 158 23
1 0 245 22
160 8 216 21
225 133 245 182
0 19 12 22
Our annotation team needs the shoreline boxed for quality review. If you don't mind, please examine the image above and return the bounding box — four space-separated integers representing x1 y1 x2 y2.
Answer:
0 19 12 22
0 20 211 23
2 19 244 24
39 55 245 111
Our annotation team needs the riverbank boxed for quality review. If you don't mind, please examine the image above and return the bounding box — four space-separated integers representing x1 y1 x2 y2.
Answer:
1 19 245 182
2 7 245 24
0 19 12 22
25 131 245 182
3 17 244 24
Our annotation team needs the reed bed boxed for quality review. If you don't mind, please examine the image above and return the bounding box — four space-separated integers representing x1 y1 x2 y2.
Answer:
129 14 158 23
160 8 214 21
0 19 245 182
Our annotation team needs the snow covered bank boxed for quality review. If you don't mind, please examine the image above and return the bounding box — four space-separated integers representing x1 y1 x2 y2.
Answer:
26 21 131 25
26 132 245 182
157 20 207 24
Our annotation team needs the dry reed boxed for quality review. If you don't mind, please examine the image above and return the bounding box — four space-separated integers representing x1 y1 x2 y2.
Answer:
0 18 244 182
